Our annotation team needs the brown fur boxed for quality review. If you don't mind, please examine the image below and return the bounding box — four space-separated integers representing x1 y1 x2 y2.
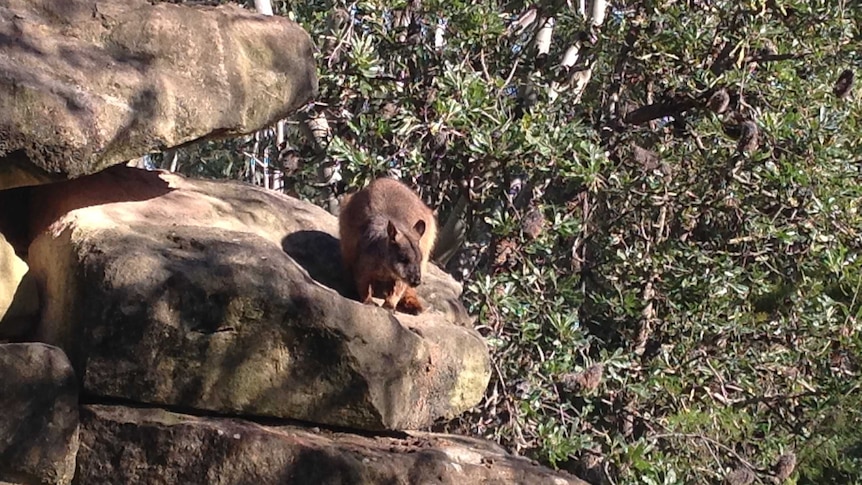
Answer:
339 178 437 314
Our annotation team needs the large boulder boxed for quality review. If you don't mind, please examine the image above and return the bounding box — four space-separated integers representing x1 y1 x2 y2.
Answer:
75 404 586 485
28 167 489 431
0 343 79 485
0 0 317 190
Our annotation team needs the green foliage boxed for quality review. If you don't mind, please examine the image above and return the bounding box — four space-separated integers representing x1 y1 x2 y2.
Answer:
170 0 862 483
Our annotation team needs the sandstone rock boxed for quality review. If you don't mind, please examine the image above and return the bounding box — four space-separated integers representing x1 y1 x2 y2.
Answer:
0 343 79 485
76 404 585 485
28 167 489 431
0 232 39 337
0 0 317 190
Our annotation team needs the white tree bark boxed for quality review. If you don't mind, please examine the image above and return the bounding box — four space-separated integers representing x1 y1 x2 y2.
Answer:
434 194 469 265
434 18 446 50
561 44 580 68
254 0 273 16
536 17 555 56
511 7 537 35
591 0 608 26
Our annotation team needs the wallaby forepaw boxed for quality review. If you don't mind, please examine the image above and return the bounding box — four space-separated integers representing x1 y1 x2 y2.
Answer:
397 295 424 315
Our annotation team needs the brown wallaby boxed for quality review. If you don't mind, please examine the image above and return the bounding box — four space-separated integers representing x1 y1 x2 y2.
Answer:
338 177 437 314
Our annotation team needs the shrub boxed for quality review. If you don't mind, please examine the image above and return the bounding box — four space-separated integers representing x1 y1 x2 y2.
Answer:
171 0 862 482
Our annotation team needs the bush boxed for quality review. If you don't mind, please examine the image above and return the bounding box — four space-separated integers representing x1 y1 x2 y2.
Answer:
171 0 862 482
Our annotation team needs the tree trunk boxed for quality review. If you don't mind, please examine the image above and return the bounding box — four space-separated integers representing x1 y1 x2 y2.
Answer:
254 0 273 16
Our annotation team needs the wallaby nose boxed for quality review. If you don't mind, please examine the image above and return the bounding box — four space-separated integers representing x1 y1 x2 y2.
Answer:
408 273 421 287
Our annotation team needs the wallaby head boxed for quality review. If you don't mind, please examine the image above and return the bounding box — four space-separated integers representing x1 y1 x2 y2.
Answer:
386 219 426 287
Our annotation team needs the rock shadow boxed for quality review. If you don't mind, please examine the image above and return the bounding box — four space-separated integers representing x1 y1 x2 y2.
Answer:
285 447 368 484
28 165 174 241
67 227 417 431
281 230 356 299
0 181 34 257
1 165 175 257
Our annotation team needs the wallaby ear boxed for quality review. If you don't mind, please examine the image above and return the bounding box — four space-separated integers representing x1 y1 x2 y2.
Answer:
413 220 426 237
387 220 398 241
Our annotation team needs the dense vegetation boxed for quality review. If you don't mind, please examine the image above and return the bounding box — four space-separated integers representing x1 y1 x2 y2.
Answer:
162 1 862 483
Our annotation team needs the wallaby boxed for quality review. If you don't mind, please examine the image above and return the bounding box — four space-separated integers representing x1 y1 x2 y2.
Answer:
338 177 437 314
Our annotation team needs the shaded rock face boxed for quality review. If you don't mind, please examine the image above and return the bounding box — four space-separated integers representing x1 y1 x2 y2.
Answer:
27 167 490 431
0 343 79 485
0 0 318 190
75 405 586 485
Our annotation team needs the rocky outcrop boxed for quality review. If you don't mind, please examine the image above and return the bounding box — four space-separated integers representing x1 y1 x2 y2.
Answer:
0 0 569 481
0 0 318 190
0 166 580 483
0 343 79 485
75 405 586 485
27 167 489 431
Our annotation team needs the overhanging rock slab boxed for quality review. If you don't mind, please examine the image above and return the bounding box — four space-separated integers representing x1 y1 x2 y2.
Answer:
0 0 317 189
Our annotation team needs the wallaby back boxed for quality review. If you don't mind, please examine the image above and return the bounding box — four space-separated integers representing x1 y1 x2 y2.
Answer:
338 177 437 313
